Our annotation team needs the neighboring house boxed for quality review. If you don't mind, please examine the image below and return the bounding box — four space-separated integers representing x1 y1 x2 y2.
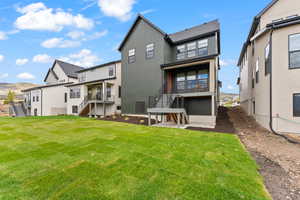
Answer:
65 60 122 117
119 15 221 128
22 60 83 116
237 0 300 134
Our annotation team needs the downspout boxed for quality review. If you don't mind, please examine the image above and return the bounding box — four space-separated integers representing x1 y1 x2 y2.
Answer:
40 89 43 116
269 26 299 144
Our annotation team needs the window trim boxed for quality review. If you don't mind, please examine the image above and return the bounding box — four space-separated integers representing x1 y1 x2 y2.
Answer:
293 93 300 117
128 48 136 64
145 43 155 59
289 33 300 70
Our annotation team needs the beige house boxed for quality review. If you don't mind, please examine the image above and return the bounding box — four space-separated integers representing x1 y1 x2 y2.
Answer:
66 60 122 117
22 60 83 116
238 0 300 134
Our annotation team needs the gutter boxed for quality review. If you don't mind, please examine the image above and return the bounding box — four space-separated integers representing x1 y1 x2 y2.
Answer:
268 26 299 144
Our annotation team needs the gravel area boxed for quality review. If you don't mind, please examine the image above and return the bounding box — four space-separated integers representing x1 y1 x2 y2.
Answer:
228 107 300 200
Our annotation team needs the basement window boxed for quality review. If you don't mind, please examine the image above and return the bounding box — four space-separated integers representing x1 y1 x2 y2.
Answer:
72 106 78 114
289 33 300 69
294 94 300 117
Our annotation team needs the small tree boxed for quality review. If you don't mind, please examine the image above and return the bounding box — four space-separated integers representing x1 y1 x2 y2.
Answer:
3 90 15 104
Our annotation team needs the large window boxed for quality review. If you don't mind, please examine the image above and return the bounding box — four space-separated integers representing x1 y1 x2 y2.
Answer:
198 39 208 56
289 33 300 69
176 73 186 90
265 43 271 75
70 88 80 99
176 38 209 60
72 106 78 114
146 43 154 59
128 49 135 64
294 94 300 117
176 70 209 92
106 85 112 98
186 71 197 89
109 66 114 77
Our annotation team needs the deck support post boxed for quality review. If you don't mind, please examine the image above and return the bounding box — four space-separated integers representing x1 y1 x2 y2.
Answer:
89 103 92 118
148 113 151 126
177 113 180 128
182 113 185 126
155 114 158 124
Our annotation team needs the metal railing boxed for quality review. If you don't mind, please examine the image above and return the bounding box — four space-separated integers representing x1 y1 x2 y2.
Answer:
79 94 115 113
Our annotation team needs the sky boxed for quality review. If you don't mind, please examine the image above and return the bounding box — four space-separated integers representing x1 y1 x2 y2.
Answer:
0 0 272 94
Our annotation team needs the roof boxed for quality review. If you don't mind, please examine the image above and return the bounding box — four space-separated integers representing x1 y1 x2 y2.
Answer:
77 60 121 73
118 14 166 51
168 20 220 44
22 82 73 92
237 0 279 66
56 60 84 78
43 68 59 82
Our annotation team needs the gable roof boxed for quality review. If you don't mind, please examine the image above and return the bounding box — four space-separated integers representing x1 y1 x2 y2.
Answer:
168 20 220 44
77 60 121 73
43 68 59 82
56 60 84 79
118 14 167 51
238 0 279 65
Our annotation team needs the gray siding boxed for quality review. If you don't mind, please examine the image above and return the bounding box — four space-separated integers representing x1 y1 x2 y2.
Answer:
121 20 166 114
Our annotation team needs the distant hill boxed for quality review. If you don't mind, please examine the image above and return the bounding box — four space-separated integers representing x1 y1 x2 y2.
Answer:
0 82 40 100
220 93 239 107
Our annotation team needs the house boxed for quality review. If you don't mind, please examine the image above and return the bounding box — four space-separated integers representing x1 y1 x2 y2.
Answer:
119 15 221 128
22 60 83 116
65 60 122 117
237 0 300 134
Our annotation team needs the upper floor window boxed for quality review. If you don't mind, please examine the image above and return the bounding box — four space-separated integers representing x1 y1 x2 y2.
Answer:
294 93 300 117
128 49 135 64
176 45 186 60
198 39 208 56
187 42 197 58
33 96 35 102
256 58 259 83
289 33 300 69
265 43 271 75
109 66 114 77
146 43 154 59
78 73 86 82
70 88 80 99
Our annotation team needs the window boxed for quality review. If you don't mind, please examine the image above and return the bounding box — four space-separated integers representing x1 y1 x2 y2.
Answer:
293 94 300 117
176 45 186 60
117 106 121 110
36 96 39 102
118 86 121 98
33 96 35 102
186 71 197 89
34 108 37 116
146 43 154 59
70 88 80 99
289 33 300 69
187 42 197 58
198 69 209 89
198 39 208 56
64 93 67 103
78 73 86 82
256 58 259 83
176 73 185 90
72 106 78 114
109 66 114 77
128 49 135 64
265 43 271 75
106 85 112 98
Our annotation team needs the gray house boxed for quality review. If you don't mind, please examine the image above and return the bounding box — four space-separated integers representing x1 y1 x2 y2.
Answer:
119 15 221 128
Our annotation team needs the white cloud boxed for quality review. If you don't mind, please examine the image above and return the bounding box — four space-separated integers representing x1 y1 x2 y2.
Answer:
67 31 85 39
15 2 94 32
33 54 52 63
220 59 236 67
0 32 7 40
16 58 29 66
83 30 108 41
0 54 4 62
17 72 35 80
60 49 100 67
227 85 234 90
0 73 8 79
140 9 156 15
41 37 81 48
98 0 136 21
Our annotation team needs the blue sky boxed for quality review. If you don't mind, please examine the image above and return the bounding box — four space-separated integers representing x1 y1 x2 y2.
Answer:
0 0 272 93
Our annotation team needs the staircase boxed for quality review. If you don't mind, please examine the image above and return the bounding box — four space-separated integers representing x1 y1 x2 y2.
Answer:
10 102 27 117
147 91 189 126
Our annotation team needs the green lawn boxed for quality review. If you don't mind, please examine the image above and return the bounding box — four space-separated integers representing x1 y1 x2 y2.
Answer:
0 116 270 200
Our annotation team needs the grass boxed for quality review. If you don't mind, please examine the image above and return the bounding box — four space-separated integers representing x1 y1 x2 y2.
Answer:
0 116 270 200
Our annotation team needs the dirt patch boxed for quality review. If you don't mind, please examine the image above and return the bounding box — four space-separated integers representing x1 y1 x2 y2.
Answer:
99 115 157 126
228 107 300 200
187 107 236 134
